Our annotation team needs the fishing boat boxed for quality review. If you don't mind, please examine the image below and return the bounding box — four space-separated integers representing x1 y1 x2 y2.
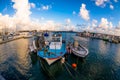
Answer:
37 33 66 77
28 34 39 54
70 40 88 58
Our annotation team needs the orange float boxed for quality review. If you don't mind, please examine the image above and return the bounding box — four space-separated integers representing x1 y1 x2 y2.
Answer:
72 63 77 69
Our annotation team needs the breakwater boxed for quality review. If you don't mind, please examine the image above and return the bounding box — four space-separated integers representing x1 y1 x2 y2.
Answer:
76 32 120 43
0 35 32 44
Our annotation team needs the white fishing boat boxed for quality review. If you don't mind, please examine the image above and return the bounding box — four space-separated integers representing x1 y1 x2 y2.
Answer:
38 33 66 65
71 40 88 58
37 33 66 76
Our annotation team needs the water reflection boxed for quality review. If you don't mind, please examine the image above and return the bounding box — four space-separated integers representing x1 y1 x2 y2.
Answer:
29 53 38 65
0 39 31 80
0 33 120 80
114 44 120 65
98 40 108 55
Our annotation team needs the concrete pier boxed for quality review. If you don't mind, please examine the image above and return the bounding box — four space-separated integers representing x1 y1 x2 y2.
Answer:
0 35 32 44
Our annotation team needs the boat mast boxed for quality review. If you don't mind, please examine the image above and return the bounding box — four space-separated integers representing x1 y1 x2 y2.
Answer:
55 42 56 55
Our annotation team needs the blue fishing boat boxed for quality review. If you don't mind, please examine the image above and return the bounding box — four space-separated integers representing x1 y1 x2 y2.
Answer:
37 33 66 77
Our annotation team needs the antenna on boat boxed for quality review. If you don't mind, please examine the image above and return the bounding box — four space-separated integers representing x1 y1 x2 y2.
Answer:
55 34 56 54
55 42 56 54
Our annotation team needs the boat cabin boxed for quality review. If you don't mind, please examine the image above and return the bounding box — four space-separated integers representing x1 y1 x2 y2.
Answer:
50 34 62 49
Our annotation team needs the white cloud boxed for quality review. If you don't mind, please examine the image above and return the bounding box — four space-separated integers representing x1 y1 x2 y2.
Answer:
114 0 118 2
12 0 31 23
109 22 113 29
110 5 114 10
79 3 90 21
65 18 71 24
95 0 108 7
92 19 98 27
0 0 119 34
72 11 76 15
0 0 76 31
119 21 120 27
99 18 109 29
99 18 113 29
41 17 44 20
116 21 120 29
0 15 16 31
30 3 36 8
41 5 52 10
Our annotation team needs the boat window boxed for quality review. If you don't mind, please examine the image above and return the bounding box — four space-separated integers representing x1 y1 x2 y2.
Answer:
52 37 60 42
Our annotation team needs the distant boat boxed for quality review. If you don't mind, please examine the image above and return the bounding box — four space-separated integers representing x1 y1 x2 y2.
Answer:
37 33 66 76
70 40 88 58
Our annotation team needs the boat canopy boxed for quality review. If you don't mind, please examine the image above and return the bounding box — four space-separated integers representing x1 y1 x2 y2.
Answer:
44 33 49 37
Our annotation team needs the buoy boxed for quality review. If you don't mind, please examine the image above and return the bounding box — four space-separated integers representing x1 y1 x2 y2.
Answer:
72 63 77 69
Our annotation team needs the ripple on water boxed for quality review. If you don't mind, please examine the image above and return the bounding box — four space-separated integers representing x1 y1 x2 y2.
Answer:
0 33 120 80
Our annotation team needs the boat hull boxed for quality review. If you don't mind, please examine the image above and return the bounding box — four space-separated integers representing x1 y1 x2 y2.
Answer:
71 45 88 58
38 57 63 77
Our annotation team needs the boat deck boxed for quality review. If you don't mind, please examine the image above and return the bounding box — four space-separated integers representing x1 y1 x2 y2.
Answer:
44 57 61 65
37 43 66 59
71 45 88 57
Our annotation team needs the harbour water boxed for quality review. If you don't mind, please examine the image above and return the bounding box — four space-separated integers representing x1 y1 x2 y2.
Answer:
0 32 120 80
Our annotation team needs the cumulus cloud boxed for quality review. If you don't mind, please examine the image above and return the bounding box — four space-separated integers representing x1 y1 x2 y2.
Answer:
99 18 113 29
72 11 76 15
41 5 52 10
65 18 71 24
0 15 15 30
41 17 45 20
0 0 38 31
12 0 31 23
79 3 90 21
110 5 114 10
116 21 120 29
114 0 118 2
119 21 120 27
95 0 108 7
109 22 113 29
92 19 98 27
0 0 118 34
99 18 108 29
30 3 36 8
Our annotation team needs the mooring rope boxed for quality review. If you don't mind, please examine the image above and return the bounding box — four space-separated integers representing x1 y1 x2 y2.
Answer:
39 60 56 80
65 62 80 76
63 63 76 80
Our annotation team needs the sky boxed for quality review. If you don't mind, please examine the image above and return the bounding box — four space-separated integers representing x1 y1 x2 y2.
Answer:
0 0 120 35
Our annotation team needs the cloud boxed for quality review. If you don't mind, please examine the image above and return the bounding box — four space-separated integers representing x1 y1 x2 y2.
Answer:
12 0 31 23
110 5 114 10
116 21 120 29
0 14 16 30
92 19 98 27
41 5 52 10
0 0 34 31
114 0 118 2
79 3 90 21
41 17 44 20
72 11 76 15
119 21 120 27
99 18 113 29
0 0 119 34
99 18 109 29
0 0 76 31
30 3 36 8
95 0 108 7
109 22 113 29
65 18 71 24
